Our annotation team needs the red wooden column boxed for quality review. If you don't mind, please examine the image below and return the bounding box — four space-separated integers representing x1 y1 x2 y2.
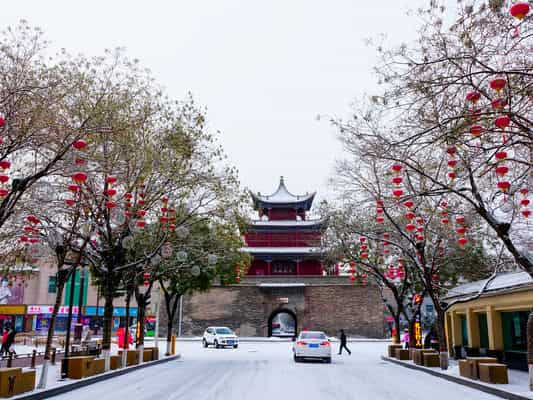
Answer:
266 260 271 275
296 260 300 276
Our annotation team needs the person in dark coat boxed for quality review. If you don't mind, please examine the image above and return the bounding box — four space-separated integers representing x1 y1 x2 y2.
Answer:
338 329 351 355
0 327 9 356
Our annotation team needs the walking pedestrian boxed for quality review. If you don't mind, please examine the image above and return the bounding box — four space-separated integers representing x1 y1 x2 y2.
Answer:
5 326 16 355
0 327 9 356
338 329 351 355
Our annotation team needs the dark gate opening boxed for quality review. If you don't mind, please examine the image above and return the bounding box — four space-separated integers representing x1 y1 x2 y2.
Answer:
268 309 297 338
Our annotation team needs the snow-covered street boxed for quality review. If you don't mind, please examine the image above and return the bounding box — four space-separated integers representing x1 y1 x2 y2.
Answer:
50 341 500 400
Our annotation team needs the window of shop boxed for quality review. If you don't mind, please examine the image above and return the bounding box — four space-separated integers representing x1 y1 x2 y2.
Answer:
48 276 57 293
502 311 528 351
478 313 489 349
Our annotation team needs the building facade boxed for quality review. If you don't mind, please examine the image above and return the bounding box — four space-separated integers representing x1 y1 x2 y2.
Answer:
445 271 533 371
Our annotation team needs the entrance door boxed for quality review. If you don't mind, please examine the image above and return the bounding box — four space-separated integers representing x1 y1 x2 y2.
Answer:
269 310 297 337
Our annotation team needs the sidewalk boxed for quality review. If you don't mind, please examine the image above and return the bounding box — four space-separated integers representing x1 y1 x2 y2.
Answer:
382 355 533 400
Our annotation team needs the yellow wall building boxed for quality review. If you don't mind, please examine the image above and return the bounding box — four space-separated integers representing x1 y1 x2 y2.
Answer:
445 271 532 371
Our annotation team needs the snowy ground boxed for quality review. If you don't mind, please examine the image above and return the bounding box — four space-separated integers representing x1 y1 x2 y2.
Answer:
50 341 503 400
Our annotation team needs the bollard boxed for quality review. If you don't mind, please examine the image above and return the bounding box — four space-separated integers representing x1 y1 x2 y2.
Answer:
30 350 37 369
7 352 13 368
171 334 176 355
51 348 56 365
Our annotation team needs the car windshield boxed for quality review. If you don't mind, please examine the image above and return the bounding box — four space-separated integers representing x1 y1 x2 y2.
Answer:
215 328 233 334
300 332 326 340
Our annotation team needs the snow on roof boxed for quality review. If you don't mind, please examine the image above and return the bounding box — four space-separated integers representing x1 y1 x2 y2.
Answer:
258 283 306 288
251 177 315 206
241 247 321 254
446 270 533 299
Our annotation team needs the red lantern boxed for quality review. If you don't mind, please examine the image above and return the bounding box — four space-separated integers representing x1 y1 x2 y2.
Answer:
160 216 169 223
457 237 468 247
20 235 29 243
441 210 448 216
106 176 117 185
465 92 481 103
456 216 465 225
403 200 414 209
360 253 369 259
440 201 448 208
510 2 530 19
489 78 506 92
0 189 8 197
520 199 530 207
169 224 176 230
416 226 424 233
161 207 168 213
124 193 133 200
415 234 424 242
106 188 117 197
376 208 384 214
359 236 366 243
383 232 390 239
520 188 529 196
491 98 506 109
235 276 241 283
75 157 86 166
497 181 511 192
448 171 457 180
446 146 457 157
125 202 132 208
27 215 40 224
65 199 76 207
469 125 483 136
72 139 88 150
0 175 8 184
405 223 416 232
136 220 146 228
405 212 415 220
416 217 424 224
138 199 145 205
447 160 458 168
360 244 368 251
456 226 467 235
72 172 88 184
349 274 356 282
392 189 403 199
495 165 509 177
391 164 402 173
495 116 510 130
392 176 403 186
441 218 449 224
376 216 384 223
522 210 532 218
0 160 11 170
0 117 4 127
137 210 146 217
105 201 116 209
495 151 507 162
68 184 80 193
376 199 384 207
162 197 169 203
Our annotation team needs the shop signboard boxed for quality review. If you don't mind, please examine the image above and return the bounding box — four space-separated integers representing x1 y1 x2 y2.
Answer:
27 305 79 315
84 307 138 317
0 305 26 315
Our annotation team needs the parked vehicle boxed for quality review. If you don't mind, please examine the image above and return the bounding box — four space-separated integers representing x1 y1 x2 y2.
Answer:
292 331 331 363
202 327 239 348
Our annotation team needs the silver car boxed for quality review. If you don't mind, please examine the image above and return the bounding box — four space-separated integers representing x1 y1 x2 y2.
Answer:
292 331 332 363
202 326 239 348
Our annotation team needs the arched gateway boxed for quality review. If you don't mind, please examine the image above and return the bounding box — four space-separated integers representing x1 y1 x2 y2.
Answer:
268 309 297 337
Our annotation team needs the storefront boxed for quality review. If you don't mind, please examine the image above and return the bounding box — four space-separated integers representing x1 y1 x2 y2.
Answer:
445 271 533 371
27 305 79 334
0 305 26 332
84 306 138 333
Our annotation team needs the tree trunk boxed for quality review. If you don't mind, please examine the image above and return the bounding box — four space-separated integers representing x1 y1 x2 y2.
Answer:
101 288 114 371
36 274 67 389
408 318 416 348
393 314 401 344
122 292 131 369
164 293 179 355
436 308 448 370
527 309 533 391
137 302 146 363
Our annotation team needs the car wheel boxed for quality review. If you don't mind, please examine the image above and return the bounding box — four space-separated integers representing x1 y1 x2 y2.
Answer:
214 340 220 349
293 354 300 363
202 339 208 348
233 344 238 349
324 357 332 364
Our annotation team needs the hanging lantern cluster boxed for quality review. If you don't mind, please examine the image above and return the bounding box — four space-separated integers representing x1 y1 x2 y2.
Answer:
446 146 458 183
159 196 178 230
68 137 90 205
493 149 511 199
143 268 150 287
391 164 404 201
519 188 531 220
20 215 41 245
358 236 369 260
0 158 11 198
376 199 385 223
104 176 118 210
455 215 468 247
440 201 449 225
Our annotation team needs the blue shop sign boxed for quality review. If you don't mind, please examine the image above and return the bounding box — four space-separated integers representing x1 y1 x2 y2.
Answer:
85 307 138 317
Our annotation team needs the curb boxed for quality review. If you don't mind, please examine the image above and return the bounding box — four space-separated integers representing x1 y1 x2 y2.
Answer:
170 337 391 343
13 354 181 400
381 355 530 400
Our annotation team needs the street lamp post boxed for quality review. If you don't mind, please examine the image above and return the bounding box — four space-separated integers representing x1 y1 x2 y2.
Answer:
61 266 77 379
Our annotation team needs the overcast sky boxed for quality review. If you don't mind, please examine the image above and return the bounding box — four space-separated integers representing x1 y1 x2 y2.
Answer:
5 0 433 204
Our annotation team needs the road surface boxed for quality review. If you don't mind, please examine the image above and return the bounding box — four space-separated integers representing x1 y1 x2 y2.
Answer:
51 341 499 400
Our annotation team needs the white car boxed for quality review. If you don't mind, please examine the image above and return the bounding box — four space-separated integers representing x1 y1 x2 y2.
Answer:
292 331 331 363
202 326 239 348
